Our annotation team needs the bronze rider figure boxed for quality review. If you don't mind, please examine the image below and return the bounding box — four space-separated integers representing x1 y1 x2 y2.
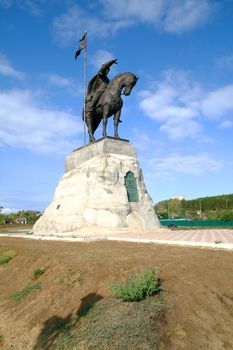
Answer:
84 59 118 140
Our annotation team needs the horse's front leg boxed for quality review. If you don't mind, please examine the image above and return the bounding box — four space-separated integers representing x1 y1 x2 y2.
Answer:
86 117 96 143
114 110 121 139
102 108 108 138
85 102 96 143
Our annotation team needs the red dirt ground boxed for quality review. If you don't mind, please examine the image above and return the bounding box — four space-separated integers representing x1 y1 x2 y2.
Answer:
0 237 233 349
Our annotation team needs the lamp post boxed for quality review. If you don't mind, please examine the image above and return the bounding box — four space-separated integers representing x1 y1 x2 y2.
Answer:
199 200 202 219
168 200 171 219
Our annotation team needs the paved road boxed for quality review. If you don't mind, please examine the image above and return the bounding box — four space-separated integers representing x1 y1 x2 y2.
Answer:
1 228 233 249
130 229 233 244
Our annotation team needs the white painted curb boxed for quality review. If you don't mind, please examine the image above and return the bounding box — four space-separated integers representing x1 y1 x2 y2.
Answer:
1 234 233 250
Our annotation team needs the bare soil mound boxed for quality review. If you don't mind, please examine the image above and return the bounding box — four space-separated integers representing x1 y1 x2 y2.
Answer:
0 237 232 349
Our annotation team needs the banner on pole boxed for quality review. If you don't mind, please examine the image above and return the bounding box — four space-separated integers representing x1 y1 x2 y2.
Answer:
75 32 87 60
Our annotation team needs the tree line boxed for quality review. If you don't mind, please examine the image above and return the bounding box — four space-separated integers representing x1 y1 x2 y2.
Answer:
154 194 233 220
0 208 42 225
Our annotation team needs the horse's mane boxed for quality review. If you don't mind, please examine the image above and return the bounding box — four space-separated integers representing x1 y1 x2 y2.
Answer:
107 72 135 88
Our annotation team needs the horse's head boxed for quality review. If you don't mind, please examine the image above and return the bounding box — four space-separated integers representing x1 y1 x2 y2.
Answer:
123 73 139 96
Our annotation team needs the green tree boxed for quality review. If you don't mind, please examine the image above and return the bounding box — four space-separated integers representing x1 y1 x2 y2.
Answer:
217 210 233 221
155 193 233 220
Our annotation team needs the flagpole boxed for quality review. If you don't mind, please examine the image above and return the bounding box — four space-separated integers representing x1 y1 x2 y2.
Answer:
83 31 87 146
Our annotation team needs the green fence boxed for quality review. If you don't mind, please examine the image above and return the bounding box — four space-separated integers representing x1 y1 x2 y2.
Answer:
159 220 233 227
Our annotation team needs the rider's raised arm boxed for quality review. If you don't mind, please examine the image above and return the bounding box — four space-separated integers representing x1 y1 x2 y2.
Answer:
99 59 118 76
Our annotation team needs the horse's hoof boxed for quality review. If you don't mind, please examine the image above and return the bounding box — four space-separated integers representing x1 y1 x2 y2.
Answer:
89 137 95 143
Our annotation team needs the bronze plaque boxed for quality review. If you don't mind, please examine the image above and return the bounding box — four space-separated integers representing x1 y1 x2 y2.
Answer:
124 171 139 202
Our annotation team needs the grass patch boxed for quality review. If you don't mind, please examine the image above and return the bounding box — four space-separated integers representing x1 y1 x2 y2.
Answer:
77 271 84 285
0 249 16 265
54 270 84 287
53 328 75 350
111 267 161 302
52 297 166 350
0 255 12 265
9 282 41 302
32 268 45 280
35 270 165 350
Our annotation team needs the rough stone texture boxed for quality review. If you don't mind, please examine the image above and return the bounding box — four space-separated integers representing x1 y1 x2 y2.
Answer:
33 138 161 236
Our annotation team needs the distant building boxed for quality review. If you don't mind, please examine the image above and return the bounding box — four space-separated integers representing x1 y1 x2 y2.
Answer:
15 217 27 224
4 218 13 225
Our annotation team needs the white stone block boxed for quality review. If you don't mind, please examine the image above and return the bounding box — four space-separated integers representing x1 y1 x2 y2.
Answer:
33 138 161 236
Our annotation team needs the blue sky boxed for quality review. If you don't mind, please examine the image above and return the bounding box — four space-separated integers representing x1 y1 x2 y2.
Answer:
0 0 233 213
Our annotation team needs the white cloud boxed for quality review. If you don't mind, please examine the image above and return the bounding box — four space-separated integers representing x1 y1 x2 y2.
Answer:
139 70 204 139
131 127 154 151
0 0 11 8
202 85 233 119
53 0 214 44
1 207 21 214
149 153 224 176
17 0 45 16
101 0 165 23
139 70 233 140
0 0 51 15
0 89 83 155
0 54 25 80
53 5 130 45
160 119 202 140
91 50 115 69
45 74 73 88
101 0 213 33
220 120 233 129
43 73 82 95
162 0 212 33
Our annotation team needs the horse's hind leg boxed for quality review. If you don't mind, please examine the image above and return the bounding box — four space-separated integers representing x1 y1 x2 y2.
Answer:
114 110 121 139
92 116 101 135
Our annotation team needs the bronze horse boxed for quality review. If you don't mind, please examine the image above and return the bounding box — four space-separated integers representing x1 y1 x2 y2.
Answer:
84 72 138 143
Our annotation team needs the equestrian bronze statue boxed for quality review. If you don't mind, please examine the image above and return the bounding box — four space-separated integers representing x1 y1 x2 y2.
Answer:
83 59 138 143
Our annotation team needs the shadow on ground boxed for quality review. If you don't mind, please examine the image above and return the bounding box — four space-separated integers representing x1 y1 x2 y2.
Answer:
33 293 103 350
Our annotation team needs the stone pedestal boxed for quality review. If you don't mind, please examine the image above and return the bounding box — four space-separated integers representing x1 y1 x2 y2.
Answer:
33 137 161 236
